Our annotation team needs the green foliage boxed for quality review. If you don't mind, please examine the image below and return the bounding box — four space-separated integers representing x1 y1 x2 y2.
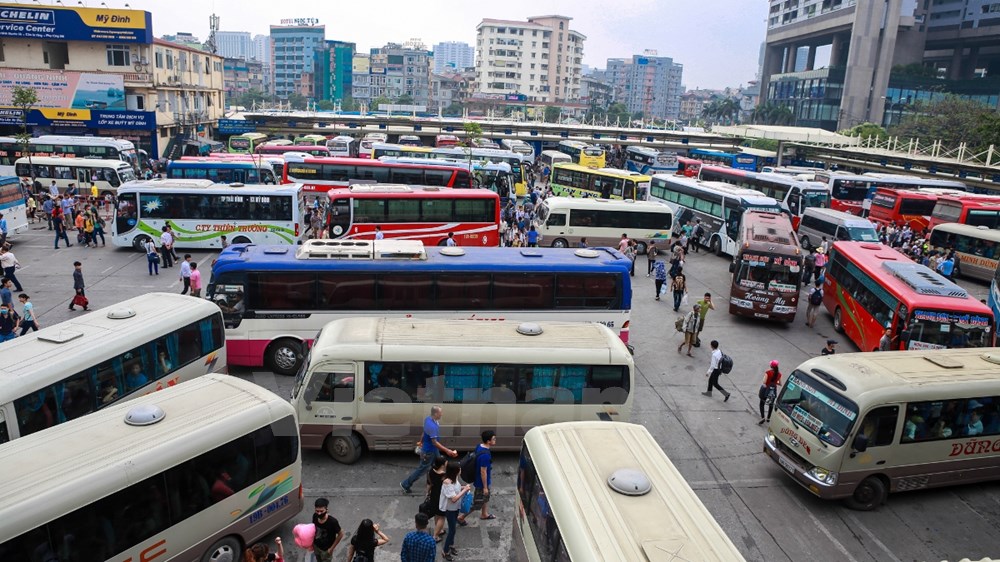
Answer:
443 102 464 117
316 100 336 111
232 89 268 108
371 96 392 111
701 97 740 125
891 63 940 79
340 96 355 112
395 94 414 106
605 103 630 125
743 138 779 151
11 86 38 177
749 102 794 126
839 122 887 140
889 95 1000 151
544 106 562 123
286 93 308 110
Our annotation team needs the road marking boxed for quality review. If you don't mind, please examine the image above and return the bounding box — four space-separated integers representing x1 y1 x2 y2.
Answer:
101 266 114 273
844 513 903 562
782 487 858 561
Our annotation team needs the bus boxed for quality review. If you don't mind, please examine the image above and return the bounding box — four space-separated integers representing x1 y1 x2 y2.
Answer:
0 135 141 175
282 155 474 193
0 373 303 561
207 240 634 374
536 196 673 253
113 179 304 250
689 148 769 171
228 132 269 154
730 211 803 322
698 165 830 228
291 319 634 463
676 155 701 177
928 194 1000 230
814 172 967 215
371 143 434 160
501 138 535 160
558 140 606 168
540 149 571 170
398 135 423 147
0 176 28 236
378 157 514 197
316 185 500 246
0 293 225 443
624 145 679 175
428 146 529 197
186 153 287 180
255 144 331 158
15 156 136 197
823 241 995 352
293 133 327 145
325 135 358 158
166 159 278 184
516 422 746 561
358 133 388 159
763 347 1000 511
550 163 652 201
649 174 785 256
929 223 1000 282
867 188 940 232
435 134 460 148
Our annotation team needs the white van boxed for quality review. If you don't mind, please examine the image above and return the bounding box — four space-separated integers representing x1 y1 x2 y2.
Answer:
798 207 878 251
536 196 673 254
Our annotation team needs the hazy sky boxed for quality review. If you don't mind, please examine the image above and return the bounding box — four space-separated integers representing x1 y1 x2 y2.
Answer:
121 0 768 89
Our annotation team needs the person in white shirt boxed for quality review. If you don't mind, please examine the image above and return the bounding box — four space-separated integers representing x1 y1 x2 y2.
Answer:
374 226 384 240
446 232 456 247
159 226 174 268
702 340 731 401
48 181 59 197
179 254 193 295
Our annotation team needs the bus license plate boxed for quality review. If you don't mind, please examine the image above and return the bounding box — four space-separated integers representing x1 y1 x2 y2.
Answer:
778 456 797 474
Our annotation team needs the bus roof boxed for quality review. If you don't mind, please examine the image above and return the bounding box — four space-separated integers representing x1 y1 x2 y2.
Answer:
117 179 302 195
803 207 875 227
0 293 221 400
653 174 777 201
540 196 671 212
14 156 130 167
309 318 631 365
863 173 967 189
930 222 1000 242
0 373 291 540
167 160 270 170
874 187 937 199
324 186 497 199
831 241 994 314
554 162 651 180
741 211 800 250
33 135 135 148
523 421 746 562
288 155 465 169
793 348 1000 406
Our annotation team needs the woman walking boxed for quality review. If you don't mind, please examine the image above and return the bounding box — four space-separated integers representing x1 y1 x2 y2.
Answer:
758 360 783 425
426 455 447 542
670 269 687 313
345 519 389 562
144 237 160 275
439 461 471 561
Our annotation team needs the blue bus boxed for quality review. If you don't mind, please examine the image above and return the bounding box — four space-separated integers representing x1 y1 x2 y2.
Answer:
167 159 278 185
0 176 28 236
688 148 774 172
207 241 634 374
624 146 679 175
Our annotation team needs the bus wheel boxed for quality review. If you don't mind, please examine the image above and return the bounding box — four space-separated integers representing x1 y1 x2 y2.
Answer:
200 535 242 562
845 476 887 511
231 235 252 245
325 433 363 464
833 308 845 333
710 237 722 256
635 241 647 255
551 238 568 249
132 234 151 252
267 339 302 376
799 235 811 251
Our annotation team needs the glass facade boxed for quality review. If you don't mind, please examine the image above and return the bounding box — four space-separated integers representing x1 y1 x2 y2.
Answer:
766 67 844 130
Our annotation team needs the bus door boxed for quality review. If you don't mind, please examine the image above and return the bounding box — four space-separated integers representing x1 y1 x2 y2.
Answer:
301 366 359 427
114 192 138 237
327 196 352 238
77 167 90 186
842 405 901 485
787 187 802 218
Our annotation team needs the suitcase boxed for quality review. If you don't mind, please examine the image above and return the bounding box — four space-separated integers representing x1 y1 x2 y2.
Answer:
72 294 89 308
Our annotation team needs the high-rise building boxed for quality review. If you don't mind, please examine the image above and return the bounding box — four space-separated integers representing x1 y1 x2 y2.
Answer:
316 40 356 102
363 43 432 106
269 24 326 101
252 34 271 62
475 15 585 103
216 31 253 60
433 41 475 73
605 51 683 120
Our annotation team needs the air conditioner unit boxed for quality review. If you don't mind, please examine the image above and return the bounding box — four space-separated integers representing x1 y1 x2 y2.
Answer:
140 57 149 65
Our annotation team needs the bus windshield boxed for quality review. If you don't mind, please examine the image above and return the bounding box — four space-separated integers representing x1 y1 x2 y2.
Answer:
777 371 858 447
906 309 993 350
802 190 831 209
734 254 801 293
846 226 879 242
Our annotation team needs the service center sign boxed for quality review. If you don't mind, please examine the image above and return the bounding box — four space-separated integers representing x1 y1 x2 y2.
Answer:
0 3 152 44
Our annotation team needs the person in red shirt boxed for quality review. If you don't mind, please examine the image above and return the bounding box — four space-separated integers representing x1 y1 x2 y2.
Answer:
757 360 783 425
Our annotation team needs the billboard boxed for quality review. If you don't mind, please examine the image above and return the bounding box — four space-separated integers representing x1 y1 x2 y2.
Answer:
0 108 155 131
0 3 152 44
0 69 125 110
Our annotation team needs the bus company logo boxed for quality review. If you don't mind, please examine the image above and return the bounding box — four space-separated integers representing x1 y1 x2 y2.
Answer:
0 8 54 23
0 109 22 118
949 437 1000 457
780 427 811 455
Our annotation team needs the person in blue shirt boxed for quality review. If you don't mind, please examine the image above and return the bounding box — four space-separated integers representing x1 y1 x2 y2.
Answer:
0 278 11 308
401 405 457 494
473 430 495 520
126 362 149 390
0 212 8 248
400 513 437 562
937 254 955 280
526 226 539 247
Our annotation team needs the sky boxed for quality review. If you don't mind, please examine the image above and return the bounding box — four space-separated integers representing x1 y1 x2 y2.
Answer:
118 0 768 90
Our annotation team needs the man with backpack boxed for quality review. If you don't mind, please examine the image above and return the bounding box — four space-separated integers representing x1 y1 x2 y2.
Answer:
703 340 732 401
691 218 704 253
460 430 496 522
805 280 823 328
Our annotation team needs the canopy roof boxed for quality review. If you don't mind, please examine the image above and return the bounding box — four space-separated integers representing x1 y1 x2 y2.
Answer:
712 125 859 146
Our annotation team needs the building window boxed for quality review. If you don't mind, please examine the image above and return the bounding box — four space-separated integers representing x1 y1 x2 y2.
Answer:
107 44 131 67
166 51 173 70
155 50 163 68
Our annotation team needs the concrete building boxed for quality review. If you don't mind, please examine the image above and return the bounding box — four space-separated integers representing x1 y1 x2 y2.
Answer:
252 34 272 94
151 38 226 158
216 31 254 60
224 57 265 99
351 54 372 105
605 51 683 120
474 15 586 103
318 40 356 102
431 70 476 114
160 32 203 51
361 43 432 107
270 24 326 101
579 75 614 113
433 41 475 73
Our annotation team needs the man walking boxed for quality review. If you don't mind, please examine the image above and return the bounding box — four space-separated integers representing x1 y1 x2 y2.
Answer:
400 513 437 562
69 261 87 311
401 405 457 494
703 340 731 401
646 241 659 276
53 205 71 248
695 292 715 347
17 293 38 335
179 254 193 295
310 498 343 562
473 430 496 521
677 303 700 357
160 226 174 268
43 195 54 230
805 280 823 328
0 246 23 292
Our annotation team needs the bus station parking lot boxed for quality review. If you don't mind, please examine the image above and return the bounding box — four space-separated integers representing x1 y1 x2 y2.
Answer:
7 221 999 562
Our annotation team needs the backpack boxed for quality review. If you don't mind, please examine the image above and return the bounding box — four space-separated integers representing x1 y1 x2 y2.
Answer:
809 288 823 306
720 353 734 374
460 448 490 484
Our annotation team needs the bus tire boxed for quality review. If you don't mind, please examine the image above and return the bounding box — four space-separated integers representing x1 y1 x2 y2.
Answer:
844 476 887 511
325 433 363 464
231 235 252 245
267 338 303 376
635 241 647 255
710 236 723 256
833 308 845 333
800 235 811 251
551 238 568 249
200 535 242 562
132 234 151 252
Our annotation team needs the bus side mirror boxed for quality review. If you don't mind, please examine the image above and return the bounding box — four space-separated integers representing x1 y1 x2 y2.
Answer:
852 433 869 453
728 262 735 273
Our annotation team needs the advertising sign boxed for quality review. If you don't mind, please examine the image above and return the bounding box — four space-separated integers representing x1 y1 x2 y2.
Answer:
218 119 258 135
0 69 125 110
0 108 154 130
0 3 152 44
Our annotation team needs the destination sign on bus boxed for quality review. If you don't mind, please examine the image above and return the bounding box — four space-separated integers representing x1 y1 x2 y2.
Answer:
740 253 801 268
912 309 992 327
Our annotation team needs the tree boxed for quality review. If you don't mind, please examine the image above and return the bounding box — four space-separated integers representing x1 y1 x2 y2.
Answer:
371 96 391 111
544 106 562 123
462 122 483 168
891 63 940 79
443 102 464 117
749 102 794 126
11 86 39 183
286 93 308 110
233 89 268 109
890 95 1000 151
839 122 887 141
316 100 336 111
606 103 630 125
395 94 414 106
340 96 355 112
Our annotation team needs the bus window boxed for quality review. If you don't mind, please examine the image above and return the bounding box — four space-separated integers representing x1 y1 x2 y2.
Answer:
0 411 8 444
310 372 355 403
59 371 96 422
15 390 57 437
859 406 899 446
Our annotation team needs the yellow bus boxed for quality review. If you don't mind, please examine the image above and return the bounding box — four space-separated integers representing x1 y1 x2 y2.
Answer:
764 347 1000 510
228 132 268 154
293 133 328 145
558 140 606 168
550 163 651 200
516 422 746 561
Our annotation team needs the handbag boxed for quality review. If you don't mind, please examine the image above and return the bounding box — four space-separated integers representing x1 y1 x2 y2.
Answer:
72 294 89 308
418 495 435 516
459 490 473 514
681 292 689 306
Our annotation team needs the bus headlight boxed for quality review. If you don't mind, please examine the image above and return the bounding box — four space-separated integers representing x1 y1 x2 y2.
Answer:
808 467 838 485
765 432 777 447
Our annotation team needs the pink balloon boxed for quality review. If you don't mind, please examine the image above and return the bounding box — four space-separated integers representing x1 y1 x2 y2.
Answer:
293 523 315 549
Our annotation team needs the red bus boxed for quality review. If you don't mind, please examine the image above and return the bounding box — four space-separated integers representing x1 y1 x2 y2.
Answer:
255 144 331 157
929 193 1000 230
814 172 967 215
283 156 474 193
676 156 700 177
823 241 995 352
320 185 500 246
867 188 939 232
699 164 830 229
435 134 460 148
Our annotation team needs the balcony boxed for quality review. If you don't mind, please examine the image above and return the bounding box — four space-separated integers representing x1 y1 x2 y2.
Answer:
123 72 153 85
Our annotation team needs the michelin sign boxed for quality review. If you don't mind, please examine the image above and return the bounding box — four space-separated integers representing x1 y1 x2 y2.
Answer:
0 3 152 44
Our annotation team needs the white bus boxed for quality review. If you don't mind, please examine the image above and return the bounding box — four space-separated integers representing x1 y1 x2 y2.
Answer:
536 196 673 253
764 347 1000 510
649 174 785 256
540 149 571 170
112 179 305 251
0 373 303 561
0 176 28 236
501 138 535 160
326 135 358 157
358 132 388 159
929 223 1000 282
0 293 225 444
292 317 634 463
0 135 141 175
15 156 137 197
515 422 746 561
